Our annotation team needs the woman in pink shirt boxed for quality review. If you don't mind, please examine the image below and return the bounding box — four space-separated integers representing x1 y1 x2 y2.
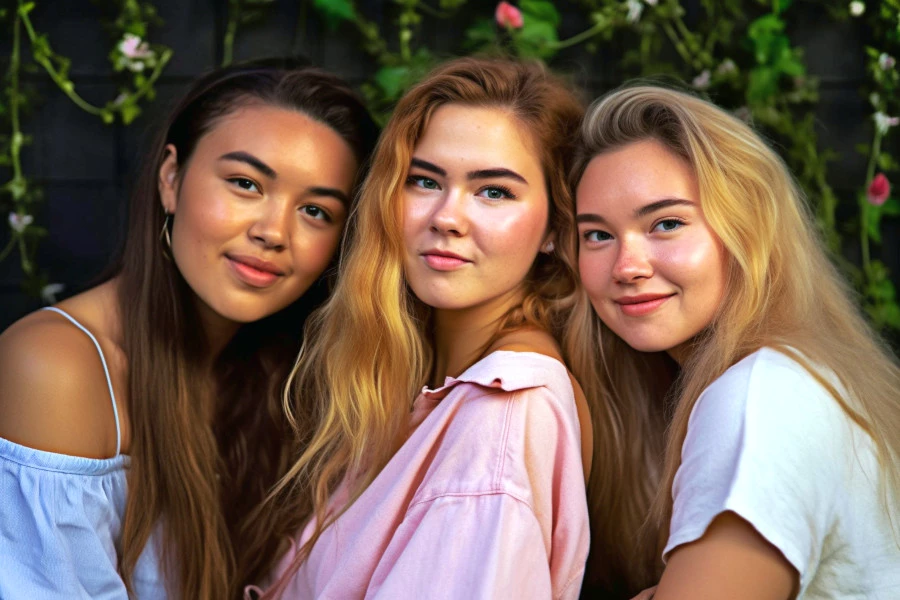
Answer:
250 57 593 599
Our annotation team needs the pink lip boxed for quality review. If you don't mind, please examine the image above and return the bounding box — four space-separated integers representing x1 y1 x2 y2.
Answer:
614 293 674 317
226 254 285 288
421 249 471 271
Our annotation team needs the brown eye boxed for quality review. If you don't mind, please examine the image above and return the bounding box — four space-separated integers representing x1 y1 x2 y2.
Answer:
228 177 260 193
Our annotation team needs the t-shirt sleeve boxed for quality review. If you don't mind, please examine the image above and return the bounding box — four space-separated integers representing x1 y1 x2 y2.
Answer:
664 349 851 578
0 441 137 599
368 382 589 600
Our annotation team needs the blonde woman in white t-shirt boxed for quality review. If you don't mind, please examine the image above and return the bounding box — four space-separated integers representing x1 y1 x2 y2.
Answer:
562 84 900 599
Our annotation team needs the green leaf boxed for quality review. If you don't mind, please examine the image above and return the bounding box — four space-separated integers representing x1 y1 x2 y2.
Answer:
882 196 900 216
516 22 558 59
120 103 142 125
374 66 411 102
520 0 561 27
866 203 883 244
313 0 356 30
463 18 497 50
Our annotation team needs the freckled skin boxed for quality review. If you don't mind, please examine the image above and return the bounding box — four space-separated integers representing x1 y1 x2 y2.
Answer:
576 139 727 363
402 104 550 311
158 105 358 326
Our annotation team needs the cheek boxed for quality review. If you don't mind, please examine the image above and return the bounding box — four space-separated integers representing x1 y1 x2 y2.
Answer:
578 252 610 298
482 205 547 257
657 233 718 282
173 180 238 251
291 227 342 280
401 195 430 245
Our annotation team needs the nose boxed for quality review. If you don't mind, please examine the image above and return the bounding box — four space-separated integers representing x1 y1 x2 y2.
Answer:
612 235 653 283
248 199 289 251
429 189 468 237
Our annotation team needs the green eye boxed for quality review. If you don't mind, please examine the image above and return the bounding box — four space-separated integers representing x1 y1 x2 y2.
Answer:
407 175 440 190
653 219 683 232
477 185 515 200
584 230 612 242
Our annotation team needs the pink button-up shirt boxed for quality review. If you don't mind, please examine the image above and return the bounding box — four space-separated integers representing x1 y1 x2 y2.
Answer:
255 351 589 599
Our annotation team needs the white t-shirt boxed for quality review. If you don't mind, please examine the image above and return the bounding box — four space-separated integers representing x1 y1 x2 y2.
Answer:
665 347 900 599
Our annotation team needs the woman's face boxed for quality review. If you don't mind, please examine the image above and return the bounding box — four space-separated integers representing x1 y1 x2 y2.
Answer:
159 104 357 326
401 104 551 312
576 139 727 363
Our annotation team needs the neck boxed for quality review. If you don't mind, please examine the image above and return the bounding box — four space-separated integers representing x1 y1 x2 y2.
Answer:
430 287 524 387
194 299 241 370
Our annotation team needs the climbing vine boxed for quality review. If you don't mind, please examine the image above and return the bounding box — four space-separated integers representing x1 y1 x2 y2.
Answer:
1 0 898 334
1 0 171 299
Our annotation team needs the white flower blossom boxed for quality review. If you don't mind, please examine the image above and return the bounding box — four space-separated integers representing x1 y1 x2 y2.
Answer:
716 59 737 75
644 0 658 6
8 212 33 233
849 1 865 17
41 283 65 305
874 111 900 135
118 33 153 59
692 69 711 90
879 53 896 70
626 0 644 24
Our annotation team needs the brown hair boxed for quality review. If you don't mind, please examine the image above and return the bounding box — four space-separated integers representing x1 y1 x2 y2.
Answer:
114 59 377 598
262 56 584 597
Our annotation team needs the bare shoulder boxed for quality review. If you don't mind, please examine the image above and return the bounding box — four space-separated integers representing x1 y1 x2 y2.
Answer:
0 310 119 458
487 327 564 362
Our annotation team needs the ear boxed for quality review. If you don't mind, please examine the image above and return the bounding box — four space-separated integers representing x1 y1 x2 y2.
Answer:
158 144 180 214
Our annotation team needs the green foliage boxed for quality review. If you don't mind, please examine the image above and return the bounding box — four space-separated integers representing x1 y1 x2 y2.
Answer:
1 0 170 295
1 0 898 333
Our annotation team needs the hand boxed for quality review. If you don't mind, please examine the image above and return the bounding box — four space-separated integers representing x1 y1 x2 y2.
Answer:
631 585 657 600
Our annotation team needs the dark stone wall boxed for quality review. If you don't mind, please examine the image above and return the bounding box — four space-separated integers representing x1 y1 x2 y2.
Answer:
1 0 897 333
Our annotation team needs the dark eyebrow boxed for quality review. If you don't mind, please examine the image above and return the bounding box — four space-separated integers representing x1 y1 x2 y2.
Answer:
219 151 277 179
467 168 527 184
307 186 350 206
576 198 695 225
635 198 695 218
575 213 606 225
410 158 446 177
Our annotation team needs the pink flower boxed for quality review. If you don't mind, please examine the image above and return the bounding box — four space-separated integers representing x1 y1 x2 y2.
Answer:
867 173 890 206
495 2 524 29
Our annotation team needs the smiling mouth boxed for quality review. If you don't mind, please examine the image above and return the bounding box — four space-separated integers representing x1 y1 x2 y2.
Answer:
615 294 675 317
226 255 284 288
421 252 471 272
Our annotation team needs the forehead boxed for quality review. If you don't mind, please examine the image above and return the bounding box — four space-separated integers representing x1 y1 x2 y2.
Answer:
197 104 351 158
576 139 697 211
414 104 541 169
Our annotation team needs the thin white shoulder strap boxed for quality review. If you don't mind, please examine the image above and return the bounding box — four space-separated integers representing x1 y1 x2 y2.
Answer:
41 307 122 457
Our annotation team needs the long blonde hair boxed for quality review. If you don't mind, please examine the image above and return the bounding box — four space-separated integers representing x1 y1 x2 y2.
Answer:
262 57 584 595
564 84 900 589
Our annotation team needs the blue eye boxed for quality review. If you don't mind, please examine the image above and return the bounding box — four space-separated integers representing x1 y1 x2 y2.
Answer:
653 219 684 233
583 230 612 243
407 175 441 190
300 205 331 222
476 185 515 201
228 177 260 193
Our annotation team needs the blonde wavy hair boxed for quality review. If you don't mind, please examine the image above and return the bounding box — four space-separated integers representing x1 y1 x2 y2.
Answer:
561 84 900 594
260 57 584 597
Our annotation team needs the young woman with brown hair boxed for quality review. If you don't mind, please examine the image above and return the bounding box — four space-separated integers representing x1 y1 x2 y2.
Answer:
567 85 900 599
251 57 593 599
0 60 377 599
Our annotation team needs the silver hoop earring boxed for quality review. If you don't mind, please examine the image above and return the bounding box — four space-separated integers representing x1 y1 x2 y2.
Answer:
160 213 173 259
